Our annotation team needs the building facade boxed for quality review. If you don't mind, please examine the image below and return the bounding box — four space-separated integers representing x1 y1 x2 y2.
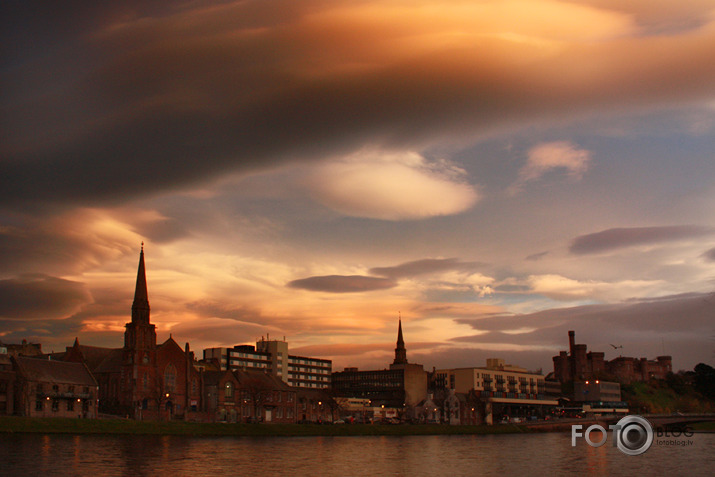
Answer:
204 338 332 389
553 330 672 384
331 319 428 413
12 356 98 418
203 368 298 423
62 246 203 420
435 359 556 424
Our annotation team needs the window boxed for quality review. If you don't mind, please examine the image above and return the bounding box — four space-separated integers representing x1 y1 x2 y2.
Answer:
164 364 176 393
67 400 74 412
36 400 43 411
225 381 234 399
52 400 59 412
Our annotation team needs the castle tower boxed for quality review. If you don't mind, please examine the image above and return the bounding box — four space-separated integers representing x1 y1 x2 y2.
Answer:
393 316 408 365
121 243 157 414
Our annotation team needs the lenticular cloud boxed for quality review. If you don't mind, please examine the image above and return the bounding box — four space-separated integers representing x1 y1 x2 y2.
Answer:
307 151 480 220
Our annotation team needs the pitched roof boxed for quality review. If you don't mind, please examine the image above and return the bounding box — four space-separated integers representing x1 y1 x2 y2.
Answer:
14 356 97 386
234 368 293 391
93 348 124 374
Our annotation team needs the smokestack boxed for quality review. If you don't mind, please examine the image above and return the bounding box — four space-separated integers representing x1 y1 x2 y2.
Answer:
568 330 575 355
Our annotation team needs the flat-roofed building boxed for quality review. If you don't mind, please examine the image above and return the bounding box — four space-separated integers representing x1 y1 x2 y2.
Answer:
331 319 428 412
204 337 332 389
435 358 557 424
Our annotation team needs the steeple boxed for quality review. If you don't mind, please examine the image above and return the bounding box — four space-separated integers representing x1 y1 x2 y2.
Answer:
393 314 408 365
131 242 150 323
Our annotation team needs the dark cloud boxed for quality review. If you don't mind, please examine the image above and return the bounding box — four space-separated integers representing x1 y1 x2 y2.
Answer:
3 1 715 208
701 247 715 262
0 211 138 276
169 318 267 347
525 251 549 261
0 274 91 320
370 258 484 279
569 225 714 254
138 217 190 244
287 275 397 293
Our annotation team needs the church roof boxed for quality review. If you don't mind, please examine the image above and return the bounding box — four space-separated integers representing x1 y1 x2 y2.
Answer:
14 356 97 386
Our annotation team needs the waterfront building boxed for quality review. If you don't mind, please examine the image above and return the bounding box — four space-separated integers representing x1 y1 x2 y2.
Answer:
203 367 297 423
0 353 15 415
553 330 672 384
331 319 428 413
435 358 556 424
204 338 332 389
61 246 204 420
573 379 621 403
11 356 98 418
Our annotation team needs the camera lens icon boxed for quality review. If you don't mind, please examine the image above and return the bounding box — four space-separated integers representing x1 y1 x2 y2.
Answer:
615 415 653 456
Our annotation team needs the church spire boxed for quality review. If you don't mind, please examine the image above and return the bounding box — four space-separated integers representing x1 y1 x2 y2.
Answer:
393 313 408 365
131 243 150 323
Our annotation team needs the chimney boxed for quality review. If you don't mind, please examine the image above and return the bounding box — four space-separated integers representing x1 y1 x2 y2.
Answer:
568 330 575 355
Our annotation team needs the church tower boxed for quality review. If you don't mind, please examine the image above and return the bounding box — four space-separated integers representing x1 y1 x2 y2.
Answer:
393 315 408 365
121 243 157 414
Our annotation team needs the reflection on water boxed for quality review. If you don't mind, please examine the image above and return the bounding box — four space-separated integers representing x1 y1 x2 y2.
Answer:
1 432 713 476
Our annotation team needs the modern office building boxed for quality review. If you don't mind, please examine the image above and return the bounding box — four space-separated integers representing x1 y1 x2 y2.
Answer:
204 338 332 389
331 319 428 409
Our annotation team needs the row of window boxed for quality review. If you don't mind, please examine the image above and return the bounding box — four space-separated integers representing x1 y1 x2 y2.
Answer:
35 398 90 412
36 384 91 394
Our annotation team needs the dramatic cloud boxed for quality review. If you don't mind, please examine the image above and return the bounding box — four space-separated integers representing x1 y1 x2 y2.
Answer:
1 0 714 373
0 275 92 320
570 225 715 254
306 152 479 220
3 1 715 207
287 275 397 293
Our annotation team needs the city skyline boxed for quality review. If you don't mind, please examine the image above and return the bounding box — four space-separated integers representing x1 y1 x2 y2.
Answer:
2 1 715 373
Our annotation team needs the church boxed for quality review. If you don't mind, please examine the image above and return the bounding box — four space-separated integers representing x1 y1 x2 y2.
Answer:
64 245 203 419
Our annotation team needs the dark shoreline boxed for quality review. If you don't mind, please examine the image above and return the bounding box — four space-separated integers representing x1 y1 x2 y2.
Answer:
2 416 712 437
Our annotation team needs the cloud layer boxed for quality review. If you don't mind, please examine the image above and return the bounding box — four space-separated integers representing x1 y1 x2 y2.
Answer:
4 0 715 208
1 1 714 374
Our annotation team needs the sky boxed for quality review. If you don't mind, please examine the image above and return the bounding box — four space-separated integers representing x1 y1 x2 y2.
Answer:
2 0 714 374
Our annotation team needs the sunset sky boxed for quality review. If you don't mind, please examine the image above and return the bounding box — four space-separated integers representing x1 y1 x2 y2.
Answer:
2 0 714 373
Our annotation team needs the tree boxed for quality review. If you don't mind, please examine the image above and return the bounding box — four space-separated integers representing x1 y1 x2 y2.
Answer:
693 363 715 401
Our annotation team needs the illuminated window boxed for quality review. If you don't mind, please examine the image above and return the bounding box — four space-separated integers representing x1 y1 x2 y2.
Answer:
225 381 234 399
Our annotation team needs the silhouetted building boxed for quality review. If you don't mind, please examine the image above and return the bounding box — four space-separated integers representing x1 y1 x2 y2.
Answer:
63 245 203 419
552 330 672 384
331 318 428 410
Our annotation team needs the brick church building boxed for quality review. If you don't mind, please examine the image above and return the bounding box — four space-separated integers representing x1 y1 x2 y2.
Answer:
64 245 203 419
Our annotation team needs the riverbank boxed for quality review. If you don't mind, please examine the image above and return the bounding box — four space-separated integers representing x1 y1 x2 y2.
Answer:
3 416 712 436
0 416 528 437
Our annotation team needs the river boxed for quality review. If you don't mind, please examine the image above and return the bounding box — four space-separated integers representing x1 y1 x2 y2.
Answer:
0 431 712 476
